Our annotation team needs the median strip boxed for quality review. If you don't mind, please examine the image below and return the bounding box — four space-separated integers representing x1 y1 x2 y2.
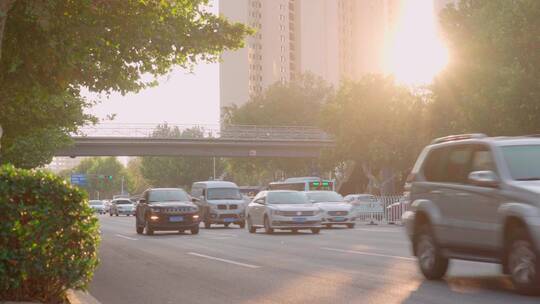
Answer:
187 252 261 269
320 247 415 261
115 234 138 241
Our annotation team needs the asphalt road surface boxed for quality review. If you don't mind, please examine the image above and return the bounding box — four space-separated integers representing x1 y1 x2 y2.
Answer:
90 215 539 304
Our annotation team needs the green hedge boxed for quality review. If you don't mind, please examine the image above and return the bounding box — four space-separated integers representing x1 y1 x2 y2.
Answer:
0 165 100 303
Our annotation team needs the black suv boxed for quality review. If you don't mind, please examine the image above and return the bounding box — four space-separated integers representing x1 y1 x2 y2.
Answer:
403 134 540 295
135 188 200 235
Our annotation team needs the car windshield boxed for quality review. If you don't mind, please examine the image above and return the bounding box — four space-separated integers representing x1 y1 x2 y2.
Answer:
502 145 540 180
207 188 242 200
148 190 189 203
89 201 103 206
306 192 343 203
267 192 309 204
114 200 133 205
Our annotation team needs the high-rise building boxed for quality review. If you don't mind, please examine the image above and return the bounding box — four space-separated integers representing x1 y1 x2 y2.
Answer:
45 157 87 173
219 0 301 111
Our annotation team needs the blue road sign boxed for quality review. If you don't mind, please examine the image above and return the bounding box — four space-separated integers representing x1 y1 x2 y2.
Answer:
71 174 87 186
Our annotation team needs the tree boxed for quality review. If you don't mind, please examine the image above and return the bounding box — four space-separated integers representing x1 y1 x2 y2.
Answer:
0 0 251 168
64 157 132 200
431 0 540 136
321 75 429 194
126 158 151 195
223 74 336 184
140 124 218 188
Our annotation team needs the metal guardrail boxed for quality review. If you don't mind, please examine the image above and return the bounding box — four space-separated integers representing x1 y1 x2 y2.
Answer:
353 195 408 225
75 123 333 141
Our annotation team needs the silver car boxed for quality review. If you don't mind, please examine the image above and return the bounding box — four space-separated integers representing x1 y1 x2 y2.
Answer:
403 134 540 295
246 190 322 234
109 199 135 216
89 200 105 214
305 191 355 228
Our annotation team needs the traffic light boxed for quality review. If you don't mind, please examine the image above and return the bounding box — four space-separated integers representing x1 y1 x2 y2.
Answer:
107 175 113 180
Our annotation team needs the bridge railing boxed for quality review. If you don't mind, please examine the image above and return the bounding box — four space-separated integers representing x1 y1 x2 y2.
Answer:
74 123 333 141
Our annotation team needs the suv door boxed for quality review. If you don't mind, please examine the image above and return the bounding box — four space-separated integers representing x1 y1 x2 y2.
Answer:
450 144 502 251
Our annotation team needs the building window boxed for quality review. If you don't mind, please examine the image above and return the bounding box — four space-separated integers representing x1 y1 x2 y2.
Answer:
280 35 285 42
281 45 285 52
280 14 285 21
280 25 285 31
280 56 285 62
280 66 286 73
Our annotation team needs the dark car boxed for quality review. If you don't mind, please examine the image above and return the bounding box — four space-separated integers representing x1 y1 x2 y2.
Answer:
135 188 200 235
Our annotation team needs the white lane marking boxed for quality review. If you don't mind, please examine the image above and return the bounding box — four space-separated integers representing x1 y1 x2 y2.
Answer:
187 252 261 269
115 234 138 241
321 247 415 261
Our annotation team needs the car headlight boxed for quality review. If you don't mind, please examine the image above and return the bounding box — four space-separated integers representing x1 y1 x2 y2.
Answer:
150 207 161 213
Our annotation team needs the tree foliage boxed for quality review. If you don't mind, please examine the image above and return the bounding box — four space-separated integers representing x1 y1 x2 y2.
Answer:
222 75 335 185
0 0 251 168
431 0 540 136
321 75 429 194
139 124 218 189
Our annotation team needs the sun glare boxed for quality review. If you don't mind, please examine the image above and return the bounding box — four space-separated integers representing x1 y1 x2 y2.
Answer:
385 1 449 86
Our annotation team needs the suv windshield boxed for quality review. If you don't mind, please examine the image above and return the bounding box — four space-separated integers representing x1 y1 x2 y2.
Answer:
306 192 343 203
502 145 540 180
207 188 242 200
267 192 309 204
148 190 189 203
114 200 133 205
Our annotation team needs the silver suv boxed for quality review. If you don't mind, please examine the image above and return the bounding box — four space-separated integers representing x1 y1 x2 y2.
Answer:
402 134 540 295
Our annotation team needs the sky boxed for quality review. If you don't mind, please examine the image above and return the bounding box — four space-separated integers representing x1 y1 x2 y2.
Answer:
86 1 221 126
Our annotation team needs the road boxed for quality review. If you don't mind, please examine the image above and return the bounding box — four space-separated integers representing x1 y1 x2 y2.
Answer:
90 215 539 304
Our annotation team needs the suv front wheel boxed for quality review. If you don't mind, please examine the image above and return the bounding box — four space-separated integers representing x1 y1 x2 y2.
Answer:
414 224 449 280
508 228 540 295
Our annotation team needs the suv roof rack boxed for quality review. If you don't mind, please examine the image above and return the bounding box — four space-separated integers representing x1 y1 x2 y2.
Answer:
431 133 487 145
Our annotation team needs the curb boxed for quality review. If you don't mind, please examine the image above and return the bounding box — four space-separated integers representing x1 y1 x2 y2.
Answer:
66 290 101 304
2 290 101 304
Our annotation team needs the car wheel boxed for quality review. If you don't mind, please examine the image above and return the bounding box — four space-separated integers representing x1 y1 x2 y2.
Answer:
264 216 274 234
247 216 256 233
115 213 119 217
311 228 320 234
508 227 540 295
224 223 230 228
204 221 211 229
109 212 112 217
191 226 200 235
239 221 246 229
144 219 154 236
347 223 355 229
136 216 144 234
414 224 448 280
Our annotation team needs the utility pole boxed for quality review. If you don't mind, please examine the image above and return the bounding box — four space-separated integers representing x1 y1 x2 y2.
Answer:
121 176 125 194
213 157 216 180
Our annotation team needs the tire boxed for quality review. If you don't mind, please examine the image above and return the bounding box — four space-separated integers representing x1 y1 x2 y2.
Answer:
264 216 274 234
311 228 320 234
109 212 112 217
247 216 257 234
224 223 231 228
144 218 154 236
204 221 211 229
507 227 540 295
414 224 448 280
346 223 355 229
191 226 200 235
115 212 119 217
239 221 246 229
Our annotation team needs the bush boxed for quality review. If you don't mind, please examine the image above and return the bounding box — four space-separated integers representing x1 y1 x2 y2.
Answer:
0 165 100 303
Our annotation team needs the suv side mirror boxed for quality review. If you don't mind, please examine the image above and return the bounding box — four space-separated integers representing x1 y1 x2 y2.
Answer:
468 171 499 188
255 199 265 205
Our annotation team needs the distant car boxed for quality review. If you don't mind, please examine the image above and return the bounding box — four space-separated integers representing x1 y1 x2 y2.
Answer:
191 181 246 229
103 200 111 213
89 200 105 214
305 191 355 228
109 199 135 216
403 134 540 294
135 188 200 235
246 190 322 234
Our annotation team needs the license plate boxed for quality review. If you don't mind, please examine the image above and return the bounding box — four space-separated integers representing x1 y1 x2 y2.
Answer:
224 218 236 223
333 217 346 222
293 217 307 222
169 216 184 222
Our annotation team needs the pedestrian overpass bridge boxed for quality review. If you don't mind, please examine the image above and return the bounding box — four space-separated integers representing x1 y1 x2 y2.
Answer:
55 124 335 158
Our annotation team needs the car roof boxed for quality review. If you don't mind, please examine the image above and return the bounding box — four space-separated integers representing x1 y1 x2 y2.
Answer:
192 181 238 188
267 190 300 193
148 188 186 191
429 135 540 148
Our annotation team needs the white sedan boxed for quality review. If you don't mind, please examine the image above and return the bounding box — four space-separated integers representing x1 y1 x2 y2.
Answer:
246 190 322 234
305 191 355 228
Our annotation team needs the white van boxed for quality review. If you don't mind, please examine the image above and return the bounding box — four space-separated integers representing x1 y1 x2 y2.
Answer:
191 181 246 229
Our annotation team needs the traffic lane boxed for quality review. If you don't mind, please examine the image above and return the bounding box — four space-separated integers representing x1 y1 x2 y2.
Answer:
91 216 539 304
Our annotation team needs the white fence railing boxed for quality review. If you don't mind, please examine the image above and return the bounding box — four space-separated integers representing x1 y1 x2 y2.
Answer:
353 195 409 225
